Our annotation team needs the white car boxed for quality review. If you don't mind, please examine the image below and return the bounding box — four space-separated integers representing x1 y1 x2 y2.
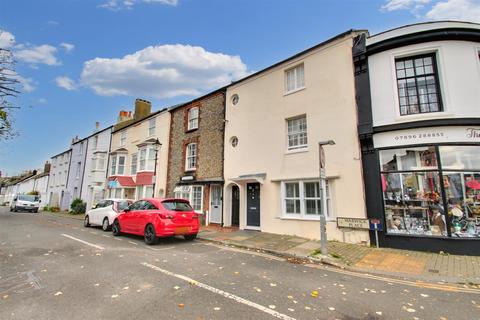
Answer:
84 198 133 231
10 194 41 213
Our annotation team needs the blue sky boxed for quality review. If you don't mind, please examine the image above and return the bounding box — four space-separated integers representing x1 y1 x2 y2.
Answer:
1 0 478 175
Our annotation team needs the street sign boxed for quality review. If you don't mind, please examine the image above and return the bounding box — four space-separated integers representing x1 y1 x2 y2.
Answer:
369 220 383 231
336 217 370 229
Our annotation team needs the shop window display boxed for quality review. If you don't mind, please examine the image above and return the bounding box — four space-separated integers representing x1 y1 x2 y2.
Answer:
379 145 480 238
380 147 446 236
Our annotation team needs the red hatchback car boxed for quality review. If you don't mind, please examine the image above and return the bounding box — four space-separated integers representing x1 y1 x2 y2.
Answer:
112 198 200 245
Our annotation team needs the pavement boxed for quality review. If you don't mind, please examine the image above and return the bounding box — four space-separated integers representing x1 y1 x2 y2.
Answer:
199 225 480 286
2 207 480 319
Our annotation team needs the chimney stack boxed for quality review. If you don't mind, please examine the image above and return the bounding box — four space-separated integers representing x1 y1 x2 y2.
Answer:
95 122 100 132
117 110 133 124
134 98 151 120
44 161 51 174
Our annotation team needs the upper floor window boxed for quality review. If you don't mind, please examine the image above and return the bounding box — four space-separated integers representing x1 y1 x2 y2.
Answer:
92 136 98 150
395 54 442 116
75 162 81 179
187 107 199 131
138 147 156 171
120 131 127 147
287 116 308 150
285 64 305 94
111 155 126 175
185 143 197 171
92 153 106 171
148 118 156 137
131 153 138 175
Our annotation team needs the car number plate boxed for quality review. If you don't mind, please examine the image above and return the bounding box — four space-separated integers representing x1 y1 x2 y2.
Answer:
175 226 191 234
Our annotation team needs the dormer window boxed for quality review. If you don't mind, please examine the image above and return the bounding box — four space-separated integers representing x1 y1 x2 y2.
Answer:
395 53 442 116
188 107 199 131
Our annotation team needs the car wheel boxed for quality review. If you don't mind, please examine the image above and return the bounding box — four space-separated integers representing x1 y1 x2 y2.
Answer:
112 219 121 236
102 217 110 231
184 233 197 241
144 224 158 245
9 207 13 212
33 209 38 213
84 215 90 227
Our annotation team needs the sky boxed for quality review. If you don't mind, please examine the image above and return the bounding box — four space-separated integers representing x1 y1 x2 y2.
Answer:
1 0 479 176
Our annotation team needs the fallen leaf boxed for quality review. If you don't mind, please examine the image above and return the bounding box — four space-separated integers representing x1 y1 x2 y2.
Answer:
328 307 335 311
41 269 47 272
96 253 101 256
3 295 9 299
111 294 119 298
288 308 295 312
376 311 382 316
123 286 129 290
174 286 180 290
311 290 319 298
268 305 276 309
178 303 184 308
305 306 311 310
54 292 63 296
94 283 100 287
213 307 220 311
270 283 277 287
287 295 293 299
403 307 416 313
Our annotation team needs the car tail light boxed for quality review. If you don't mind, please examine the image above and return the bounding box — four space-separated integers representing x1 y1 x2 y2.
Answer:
159 213 174 219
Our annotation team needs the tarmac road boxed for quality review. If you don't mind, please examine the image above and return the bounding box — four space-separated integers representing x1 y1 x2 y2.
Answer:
1 207 479 320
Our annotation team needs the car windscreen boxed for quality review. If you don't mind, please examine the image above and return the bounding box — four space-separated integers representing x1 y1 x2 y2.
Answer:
162 201 193 212
18 195 38 202
116 201 132 211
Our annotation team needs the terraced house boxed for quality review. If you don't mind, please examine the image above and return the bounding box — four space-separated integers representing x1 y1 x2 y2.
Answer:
107 99 170 200
222 30 369 243
48 149 72 210
166 89 226 224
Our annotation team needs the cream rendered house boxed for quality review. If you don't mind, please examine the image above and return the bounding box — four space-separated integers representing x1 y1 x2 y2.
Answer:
223 30 369 243
107 99 170 200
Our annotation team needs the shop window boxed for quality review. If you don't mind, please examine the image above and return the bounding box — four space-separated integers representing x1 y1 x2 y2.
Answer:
174 185 203 212
285 63 305 94
440 146 480 238
395 54 442 115
287 116 308 150
380 147 445 236
281 180 330 219
188 107 199 130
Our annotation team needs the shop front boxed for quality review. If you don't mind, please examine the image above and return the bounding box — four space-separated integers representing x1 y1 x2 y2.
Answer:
368 125 480 255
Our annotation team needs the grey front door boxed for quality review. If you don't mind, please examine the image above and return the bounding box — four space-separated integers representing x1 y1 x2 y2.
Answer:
246 183 260 227
209 184 222 224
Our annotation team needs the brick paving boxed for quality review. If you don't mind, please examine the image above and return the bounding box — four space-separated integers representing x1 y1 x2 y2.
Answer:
199 226 480 285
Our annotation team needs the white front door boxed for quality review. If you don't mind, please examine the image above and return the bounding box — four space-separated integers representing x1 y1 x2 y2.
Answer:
209 185 222 224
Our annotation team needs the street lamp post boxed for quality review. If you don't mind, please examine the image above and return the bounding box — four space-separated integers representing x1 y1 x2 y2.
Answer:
151 139 162 198
318 140 335 256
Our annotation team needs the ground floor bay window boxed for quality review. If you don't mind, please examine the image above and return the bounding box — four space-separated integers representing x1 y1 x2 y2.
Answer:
174 185 203 213
380 145 480 238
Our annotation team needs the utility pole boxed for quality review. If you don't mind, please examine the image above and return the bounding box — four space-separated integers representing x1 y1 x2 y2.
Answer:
318 140 335 256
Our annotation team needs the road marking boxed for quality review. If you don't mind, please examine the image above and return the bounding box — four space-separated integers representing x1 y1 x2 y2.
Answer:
304 264 480 294
128 241 138 246
206 243 285 262
141 262 295 320
102 235 111 238
89 231 98 235
61 234 105 250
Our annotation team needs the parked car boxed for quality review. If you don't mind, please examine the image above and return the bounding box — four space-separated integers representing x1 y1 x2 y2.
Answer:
10 194 41 213
84 198 133 231
112 198 200 245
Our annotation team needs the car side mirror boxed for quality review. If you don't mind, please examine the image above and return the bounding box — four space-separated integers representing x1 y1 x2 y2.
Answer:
39 200 41 203
124 207 131 212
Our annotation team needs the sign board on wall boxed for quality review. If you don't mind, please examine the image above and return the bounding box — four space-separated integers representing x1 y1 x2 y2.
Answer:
373 126 480 148
337 217 370 229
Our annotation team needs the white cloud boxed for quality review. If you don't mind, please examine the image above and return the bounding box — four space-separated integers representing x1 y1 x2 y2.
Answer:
55 76 77 91
80 44 248 99
47 20 59 26
36 98 47 104
9 73 36 93
99 0 177 10
0 30 15 49
426 0 480 22
60 42 75 53
381 0 432 11
16 44 60 66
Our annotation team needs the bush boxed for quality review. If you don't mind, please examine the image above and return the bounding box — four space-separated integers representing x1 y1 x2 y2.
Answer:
27 190 40 196
50 207 60 212
70 198 86 215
